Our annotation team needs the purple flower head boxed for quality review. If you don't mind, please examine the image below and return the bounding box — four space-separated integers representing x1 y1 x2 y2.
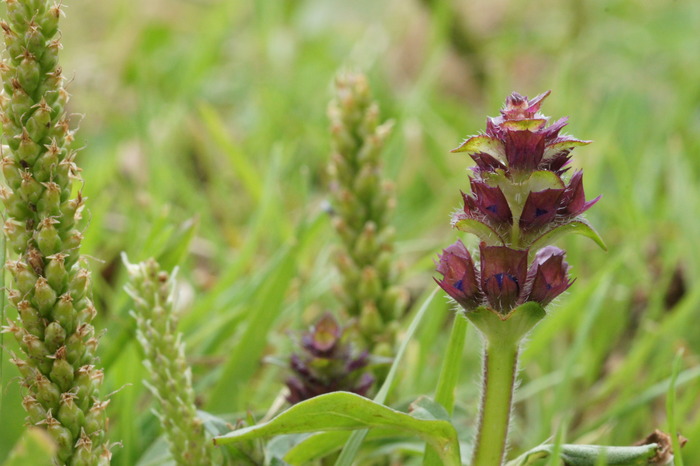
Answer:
286 313 374 404
451 91 591 178
436 242 574 314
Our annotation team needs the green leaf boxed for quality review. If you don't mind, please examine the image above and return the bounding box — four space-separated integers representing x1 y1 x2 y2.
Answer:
453 218 505 245
213 392 461 466
2 428 56 466
506 443 661 466
530 220 607 252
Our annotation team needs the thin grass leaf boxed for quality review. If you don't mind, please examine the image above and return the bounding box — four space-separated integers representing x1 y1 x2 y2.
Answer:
423 311 468 466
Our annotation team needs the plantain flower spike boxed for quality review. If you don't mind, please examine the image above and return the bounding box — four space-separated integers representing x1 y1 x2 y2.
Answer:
328 72 408 356
0 0 112 463
123 257 212 465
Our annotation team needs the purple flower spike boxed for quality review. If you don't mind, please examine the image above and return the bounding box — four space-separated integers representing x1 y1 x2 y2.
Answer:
559 171 601 217
466 180 513 225
435 240 481 310
526 247 573 306
286 313 375 404
519 188 565 231
479 243 529 313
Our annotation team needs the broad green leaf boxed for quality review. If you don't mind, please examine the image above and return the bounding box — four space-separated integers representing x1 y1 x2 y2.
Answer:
2 428 56 466
530 220 607 252
213 392 461 466
506 442 661 466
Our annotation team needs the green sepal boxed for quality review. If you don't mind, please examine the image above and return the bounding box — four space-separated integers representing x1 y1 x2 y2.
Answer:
451 134 505 162
453 218 505 245
466 302 547 344
530 219 607 252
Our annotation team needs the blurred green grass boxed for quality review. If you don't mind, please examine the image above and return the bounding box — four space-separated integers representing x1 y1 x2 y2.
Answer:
2 0 700 463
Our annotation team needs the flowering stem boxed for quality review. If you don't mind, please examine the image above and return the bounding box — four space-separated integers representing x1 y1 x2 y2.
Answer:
472 339 519 466
467 303 545 466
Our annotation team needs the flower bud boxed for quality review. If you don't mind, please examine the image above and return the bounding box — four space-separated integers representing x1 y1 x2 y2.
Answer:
18 170 43 204
2 24 23 68
34 373 60 412
39 39 61 71
58 393 85 439
36 217 62 256
39 413 74 464
69 267 90 301
22 394 48 424
1 156 22 189
3 218 31 253
45 253 68 293
32 141 60 182
17 127 42 165
71 431 94 466
33 276 58 315
49 348 74 392
17 51 41 95
7 259 37 295
44 321 66 353
54 293 76 335
18 300 44 339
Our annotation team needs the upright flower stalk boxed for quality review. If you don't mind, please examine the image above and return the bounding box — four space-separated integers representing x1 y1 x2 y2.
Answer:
328 73 407 356
436 92 603 465
0 1 111 463
123 257 212 465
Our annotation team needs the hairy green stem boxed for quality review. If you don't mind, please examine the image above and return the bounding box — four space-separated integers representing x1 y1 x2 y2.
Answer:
472 339 519 466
